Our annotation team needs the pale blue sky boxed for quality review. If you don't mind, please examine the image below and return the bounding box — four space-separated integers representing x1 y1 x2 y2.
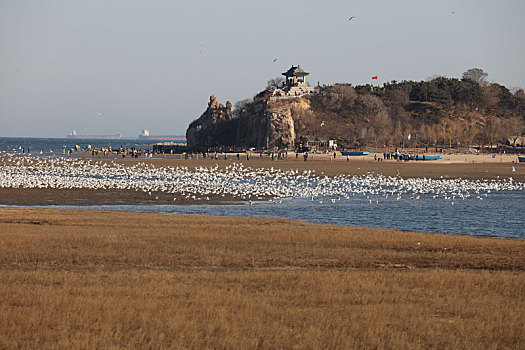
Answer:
1 0 524 137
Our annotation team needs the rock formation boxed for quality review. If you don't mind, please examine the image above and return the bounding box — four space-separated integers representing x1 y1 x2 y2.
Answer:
187 90 312 150
186 94 237 149
237 104 301 149
236 91 310 149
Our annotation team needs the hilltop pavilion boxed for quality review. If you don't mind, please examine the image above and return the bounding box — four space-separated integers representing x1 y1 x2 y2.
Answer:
272 65 316 99
282 65 309 87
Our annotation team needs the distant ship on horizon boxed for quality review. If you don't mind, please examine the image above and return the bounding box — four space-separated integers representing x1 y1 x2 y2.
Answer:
138 129 186 142
67 130 121 140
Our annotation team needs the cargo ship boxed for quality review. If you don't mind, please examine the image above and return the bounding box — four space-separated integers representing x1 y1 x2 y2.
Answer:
67 130 121 140
138 129 186 142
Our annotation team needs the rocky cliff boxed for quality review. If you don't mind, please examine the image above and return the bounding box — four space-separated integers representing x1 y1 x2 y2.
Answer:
186 90 310 149
236 93 310 149
187 90 310 150
186 94 237 148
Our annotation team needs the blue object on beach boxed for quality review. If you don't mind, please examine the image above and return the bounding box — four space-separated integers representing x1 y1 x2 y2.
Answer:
519 156 525 163
340 151 370 156
410 155 443 161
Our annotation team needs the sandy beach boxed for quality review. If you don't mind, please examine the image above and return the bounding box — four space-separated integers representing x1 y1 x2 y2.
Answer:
1 152 523 206
64 150 525 178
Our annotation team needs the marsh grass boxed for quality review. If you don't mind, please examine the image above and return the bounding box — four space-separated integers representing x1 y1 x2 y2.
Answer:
0 208 524 349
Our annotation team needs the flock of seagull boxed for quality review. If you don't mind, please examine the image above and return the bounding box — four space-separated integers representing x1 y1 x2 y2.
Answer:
0 153 523 204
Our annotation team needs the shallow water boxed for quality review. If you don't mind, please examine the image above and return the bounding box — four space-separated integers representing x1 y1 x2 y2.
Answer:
30 190 524 239
1 137 524 239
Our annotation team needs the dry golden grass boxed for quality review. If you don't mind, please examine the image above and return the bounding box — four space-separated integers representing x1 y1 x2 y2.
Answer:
0 207 524 349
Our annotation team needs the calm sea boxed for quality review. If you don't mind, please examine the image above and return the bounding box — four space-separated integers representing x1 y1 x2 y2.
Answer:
0 137 159 153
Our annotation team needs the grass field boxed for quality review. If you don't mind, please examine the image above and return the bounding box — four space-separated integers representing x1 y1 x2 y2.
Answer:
1 207 524 348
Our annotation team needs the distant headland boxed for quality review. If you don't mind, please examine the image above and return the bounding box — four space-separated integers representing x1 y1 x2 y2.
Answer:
186 66 525 151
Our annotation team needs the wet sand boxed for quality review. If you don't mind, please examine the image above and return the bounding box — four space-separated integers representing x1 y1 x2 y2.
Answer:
57 151 525 179
152 156 525 179
0 187 238 206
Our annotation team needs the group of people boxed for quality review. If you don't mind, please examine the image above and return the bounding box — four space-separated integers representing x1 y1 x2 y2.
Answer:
87 146 155 159
196 152 251 161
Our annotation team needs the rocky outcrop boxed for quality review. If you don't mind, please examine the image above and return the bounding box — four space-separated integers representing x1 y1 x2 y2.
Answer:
235 97 268 148
187 90 312 150
236 94 310 149
186 94 237 149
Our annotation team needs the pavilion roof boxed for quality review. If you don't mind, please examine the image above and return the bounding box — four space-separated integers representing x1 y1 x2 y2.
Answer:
282 65 309 77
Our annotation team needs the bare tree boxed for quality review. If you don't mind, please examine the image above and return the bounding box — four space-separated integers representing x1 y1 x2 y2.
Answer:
462 68 488 84
483 118 502 148
232 98 252 119
267 77 285 89
425 74 445 82
502 117 525 146
360 95 390 147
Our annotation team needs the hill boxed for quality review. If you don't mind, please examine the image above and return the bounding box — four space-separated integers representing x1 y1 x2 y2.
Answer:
186 72 525 150
308 77 525 149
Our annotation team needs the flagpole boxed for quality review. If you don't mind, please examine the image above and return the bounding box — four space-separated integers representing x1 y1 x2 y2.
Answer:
371 75 378 91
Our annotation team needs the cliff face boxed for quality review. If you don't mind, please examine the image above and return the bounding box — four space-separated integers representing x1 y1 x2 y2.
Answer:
235 98 268 148
236 94 310 149
186 94 237 148
187 90 310 150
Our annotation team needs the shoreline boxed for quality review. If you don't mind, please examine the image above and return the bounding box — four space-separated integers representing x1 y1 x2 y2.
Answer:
3 151 524 180
1 204 522 241
1 153 523 239
1 153 523 207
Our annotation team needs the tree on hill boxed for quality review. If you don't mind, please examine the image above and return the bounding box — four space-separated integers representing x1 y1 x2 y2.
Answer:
228 72 525 149
462 68 488 84
233 98 252 119
267 77 285 89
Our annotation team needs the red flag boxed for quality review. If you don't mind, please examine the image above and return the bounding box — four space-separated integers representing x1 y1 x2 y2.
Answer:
372 76 378 80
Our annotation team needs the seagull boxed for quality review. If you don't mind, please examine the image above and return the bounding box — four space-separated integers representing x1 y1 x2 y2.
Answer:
348 16 356 21
1 155 522 208
512 166 516 172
